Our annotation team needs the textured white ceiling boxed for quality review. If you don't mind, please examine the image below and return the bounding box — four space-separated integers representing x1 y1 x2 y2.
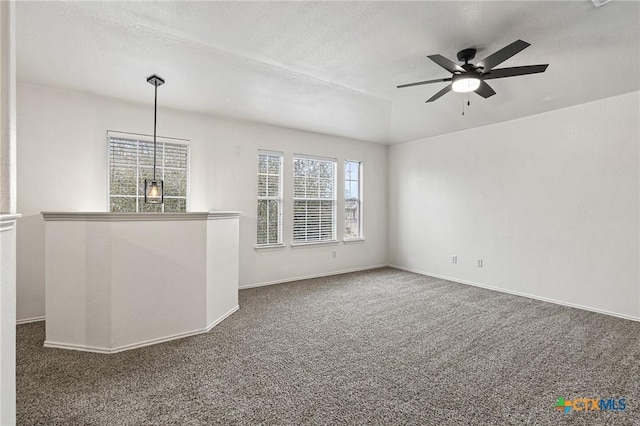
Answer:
16 1 640 144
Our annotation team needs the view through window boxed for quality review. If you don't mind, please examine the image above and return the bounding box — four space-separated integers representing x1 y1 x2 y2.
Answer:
257 151 283 245
345 160 362 239
293 155 336 243
108 133 189 213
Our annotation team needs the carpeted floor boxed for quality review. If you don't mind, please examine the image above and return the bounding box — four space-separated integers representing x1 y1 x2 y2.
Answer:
17 268 640 425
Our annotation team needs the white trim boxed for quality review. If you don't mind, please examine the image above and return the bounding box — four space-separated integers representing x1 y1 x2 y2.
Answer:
343 238 365 244
44 305 239 354
205 305 239 331
186 139 192 212
291 240 339 248
107 130 189 145
43 341 112 354
293 152 337 162
239 264 387 289
16 316 44 325
105 133 110 211
206 211 242 220
344 159 363 239
41 211 240 222
257 151 283 246
0 213 21 231
388 264 640 323
255 244 286 251
258 149 284 157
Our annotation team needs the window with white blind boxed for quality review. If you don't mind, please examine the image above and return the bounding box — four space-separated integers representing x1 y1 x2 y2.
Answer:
108 132 189 213
345 160 362 239
257 151 283 246
293 155 336 243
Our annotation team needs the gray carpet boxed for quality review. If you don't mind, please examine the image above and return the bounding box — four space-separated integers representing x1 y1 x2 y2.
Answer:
17 268 640 425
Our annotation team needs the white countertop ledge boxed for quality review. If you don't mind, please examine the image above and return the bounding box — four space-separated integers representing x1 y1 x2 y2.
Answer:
42 211 241 221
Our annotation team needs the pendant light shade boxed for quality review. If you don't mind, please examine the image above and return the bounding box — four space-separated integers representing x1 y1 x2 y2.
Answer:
144 179 163 204
145 74 165 205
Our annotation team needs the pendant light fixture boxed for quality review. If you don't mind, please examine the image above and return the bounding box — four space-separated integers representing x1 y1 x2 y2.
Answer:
144 74 165 204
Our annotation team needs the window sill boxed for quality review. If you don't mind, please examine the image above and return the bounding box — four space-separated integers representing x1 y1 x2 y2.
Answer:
255 244 286 251
291 240 339 248
343 238 365 244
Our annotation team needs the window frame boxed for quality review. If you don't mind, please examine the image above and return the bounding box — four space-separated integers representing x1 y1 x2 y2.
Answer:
344 159 363 241
292 153 337 245
106 131 190 213
256 150 284 247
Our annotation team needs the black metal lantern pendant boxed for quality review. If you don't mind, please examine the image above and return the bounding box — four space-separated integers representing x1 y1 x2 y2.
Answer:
144 74 165 204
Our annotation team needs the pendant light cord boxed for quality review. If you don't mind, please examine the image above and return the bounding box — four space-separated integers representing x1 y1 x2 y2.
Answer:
153 83 158 180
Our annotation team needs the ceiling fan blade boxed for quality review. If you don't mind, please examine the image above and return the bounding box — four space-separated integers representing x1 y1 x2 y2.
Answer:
426 85 452 103
483 64 549 80
475 81 496 98
475 39 530 72
397 77 452 89
427 54 465 74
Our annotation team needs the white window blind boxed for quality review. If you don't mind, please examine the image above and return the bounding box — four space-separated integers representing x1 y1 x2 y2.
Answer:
345 160 362 239
108 133 189 213
293 155 336 243
257 151 283 245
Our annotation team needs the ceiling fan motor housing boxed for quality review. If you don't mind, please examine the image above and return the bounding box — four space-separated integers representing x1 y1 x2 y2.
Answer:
457 48 476 63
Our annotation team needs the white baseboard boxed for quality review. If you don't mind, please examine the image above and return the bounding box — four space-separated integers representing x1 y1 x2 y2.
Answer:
44 305 240 354
239 264 388 290
17 316 45 325
388 264 640 323
43 340 112 354
206 305 239 331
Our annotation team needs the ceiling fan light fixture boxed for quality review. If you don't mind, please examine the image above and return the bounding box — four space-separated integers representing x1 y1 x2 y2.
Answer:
451 74 481 93
398 40 548 103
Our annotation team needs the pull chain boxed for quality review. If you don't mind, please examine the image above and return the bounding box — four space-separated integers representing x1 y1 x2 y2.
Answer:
462 94 471 116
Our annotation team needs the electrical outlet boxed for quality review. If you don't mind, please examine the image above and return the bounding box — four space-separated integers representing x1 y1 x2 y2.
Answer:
332 251 337 259
477 259 483 268
452 255 457 264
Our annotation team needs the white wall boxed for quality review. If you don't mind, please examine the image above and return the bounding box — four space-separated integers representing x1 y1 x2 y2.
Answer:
20 78 638 327
0 1 17 424
389 91 640 319
43 213 239 352
16 84 388 321
0 222 17 426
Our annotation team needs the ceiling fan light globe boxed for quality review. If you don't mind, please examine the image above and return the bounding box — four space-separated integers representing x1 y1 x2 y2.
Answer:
452 75 481 93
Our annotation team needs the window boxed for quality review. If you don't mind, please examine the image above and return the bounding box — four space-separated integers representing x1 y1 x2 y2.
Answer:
293 155 336 243
257 151 283 246
108 132 189 213
345 160 362 239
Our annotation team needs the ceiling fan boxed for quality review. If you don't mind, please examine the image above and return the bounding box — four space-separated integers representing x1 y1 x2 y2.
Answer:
397 39 548 103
